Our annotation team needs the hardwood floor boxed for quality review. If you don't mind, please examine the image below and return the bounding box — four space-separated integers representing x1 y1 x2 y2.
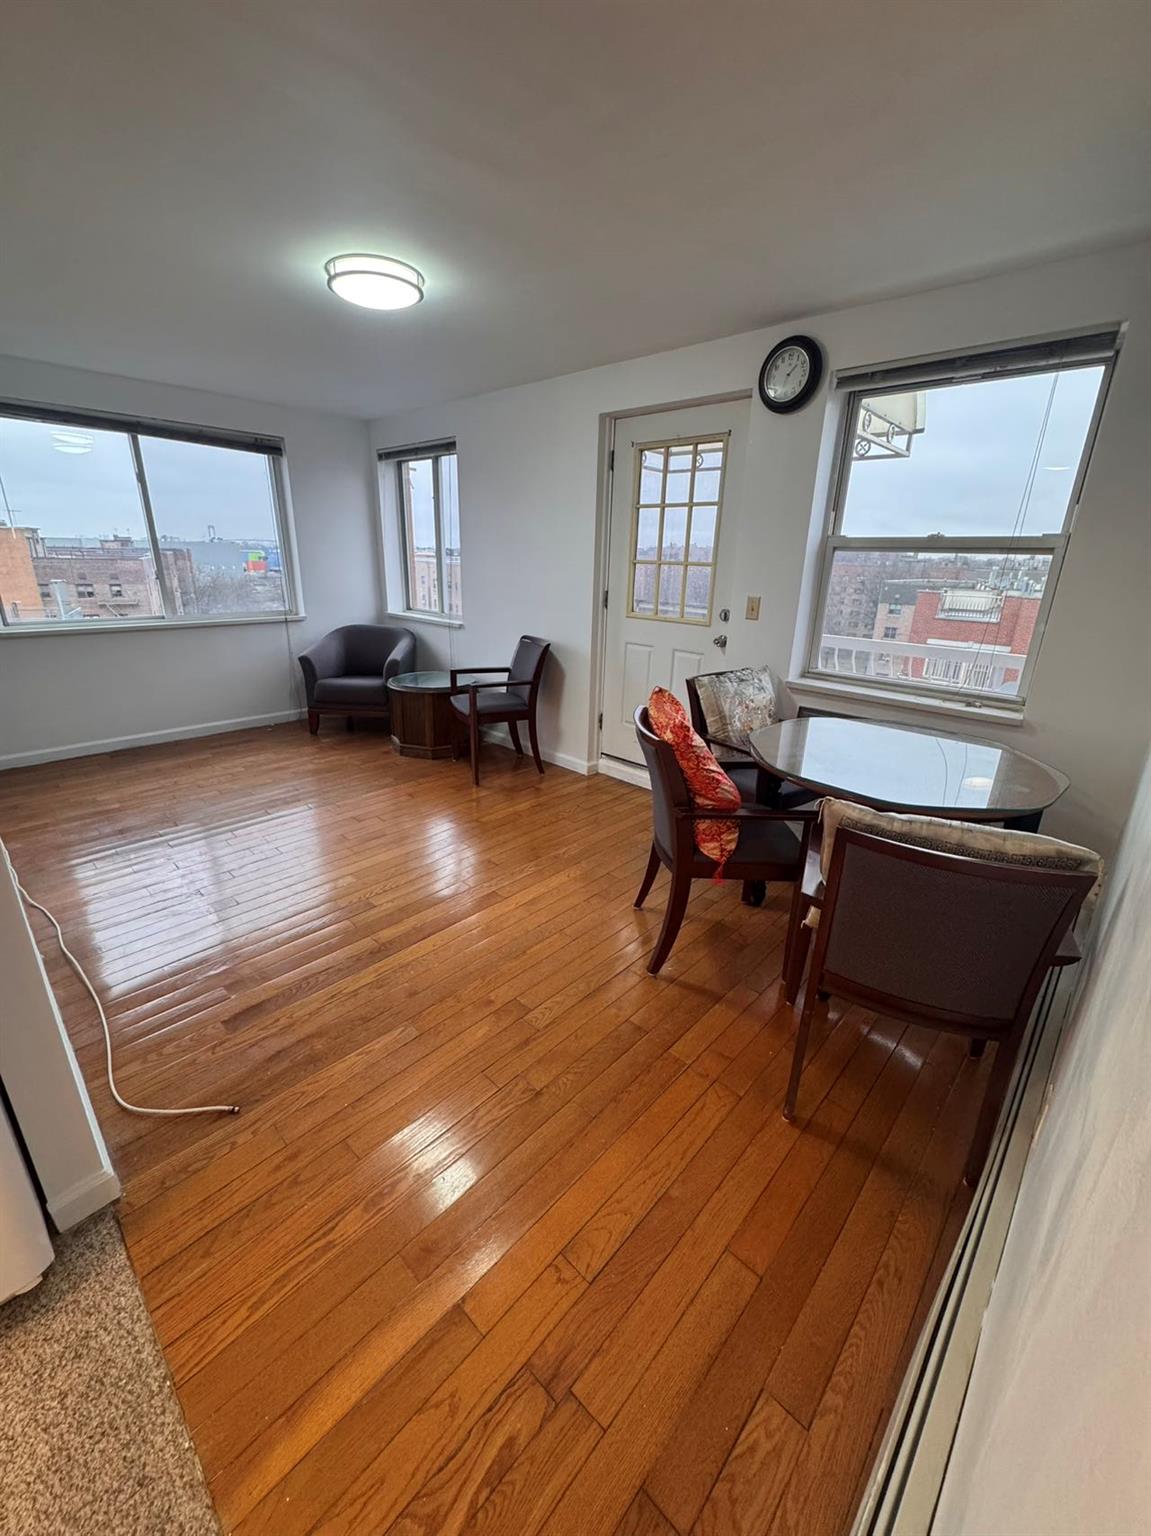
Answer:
0 724 979 1535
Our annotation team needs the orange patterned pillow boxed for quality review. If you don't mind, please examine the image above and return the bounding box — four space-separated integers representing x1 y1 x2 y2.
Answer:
647 687 741 874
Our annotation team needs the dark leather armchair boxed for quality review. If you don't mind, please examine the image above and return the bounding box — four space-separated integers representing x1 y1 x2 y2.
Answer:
298 624 416 734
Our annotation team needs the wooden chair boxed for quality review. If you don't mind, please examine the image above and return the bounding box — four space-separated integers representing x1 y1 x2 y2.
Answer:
633 705 811 975
685 670 817 811
782 825 1095 1184
450 636 550 786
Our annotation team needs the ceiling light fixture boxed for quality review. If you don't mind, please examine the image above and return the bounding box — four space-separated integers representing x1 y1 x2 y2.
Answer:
324 253 425 311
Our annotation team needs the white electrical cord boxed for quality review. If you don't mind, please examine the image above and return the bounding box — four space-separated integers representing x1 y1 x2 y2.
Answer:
17 882 240 1119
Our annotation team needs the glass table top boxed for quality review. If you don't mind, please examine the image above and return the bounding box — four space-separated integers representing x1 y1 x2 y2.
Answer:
745 717 1069 818
388 670 486 693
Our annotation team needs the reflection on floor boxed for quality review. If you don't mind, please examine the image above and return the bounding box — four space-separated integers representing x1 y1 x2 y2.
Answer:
0 1209 217 1536
0 724 978 1536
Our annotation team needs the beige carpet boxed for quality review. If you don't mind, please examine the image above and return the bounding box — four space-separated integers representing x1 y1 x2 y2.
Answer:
0 1208 218 1536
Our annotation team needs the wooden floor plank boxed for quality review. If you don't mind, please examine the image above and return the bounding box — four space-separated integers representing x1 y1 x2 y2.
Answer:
0 726 982 1536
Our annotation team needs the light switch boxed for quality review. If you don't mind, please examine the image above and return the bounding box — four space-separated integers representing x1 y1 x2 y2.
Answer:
745 594 762 621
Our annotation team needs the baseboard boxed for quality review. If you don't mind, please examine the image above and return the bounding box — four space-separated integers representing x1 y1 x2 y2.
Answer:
596 754 650 789
47 1167 122 1232
479 725 593 777
0 709 305 772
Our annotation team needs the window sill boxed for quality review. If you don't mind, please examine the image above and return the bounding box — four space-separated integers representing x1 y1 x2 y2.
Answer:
0 613 306 638
387 611 465 630
788 675 1026 728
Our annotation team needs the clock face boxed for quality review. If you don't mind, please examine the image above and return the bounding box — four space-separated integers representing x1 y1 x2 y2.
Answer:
765 344 811 402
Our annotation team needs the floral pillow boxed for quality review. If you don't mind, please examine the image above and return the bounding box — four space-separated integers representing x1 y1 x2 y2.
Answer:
647 687 740 874
693 666 780 761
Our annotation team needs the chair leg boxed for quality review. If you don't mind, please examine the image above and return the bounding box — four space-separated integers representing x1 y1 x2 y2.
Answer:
634 844 660 908
969 1038 987 1059
647 869 691 975
741 880 766 907
307 710 320 735
469 703 480 787
784 980 820 1121
508 719 524 756
527 712 545 775
964 1032 1022 1186
782 884 806 1002
784 915 813 1005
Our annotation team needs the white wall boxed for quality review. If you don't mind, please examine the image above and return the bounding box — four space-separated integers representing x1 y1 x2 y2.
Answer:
0 355 382 767
371 241 1151 855
933 746 1151 1535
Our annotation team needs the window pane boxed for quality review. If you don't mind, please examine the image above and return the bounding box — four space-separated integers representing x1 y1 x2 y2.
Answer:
0 417 160 624
632 562 656 615
403 458 439 613
635 506 660 560
684 565 713 622
665 447 693 503
138 437 287 616
816 548 1052 697
639 449 665 504
840 366 1106 538
687 505 717 562
439 454 462 617
657 564 684 617
661 505 687 561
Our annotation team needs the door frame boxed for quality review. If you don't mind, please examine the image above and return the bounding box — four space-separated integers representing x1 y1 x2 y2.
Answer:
590 390 753 785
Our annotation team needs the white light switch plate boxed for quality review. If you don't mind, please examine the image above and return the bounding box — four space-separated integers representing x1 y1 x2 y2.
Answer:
745 595 761 620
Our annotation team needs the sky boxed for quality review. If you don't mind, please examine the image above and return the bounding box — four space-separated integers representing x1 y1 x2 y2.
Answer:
0 366 1103 546
0 422 279 543
841 365 1104 538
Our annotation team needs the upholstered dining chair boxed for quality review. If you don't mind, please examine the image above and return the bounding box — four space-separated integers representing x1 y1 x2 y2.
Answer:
450 636 550 786
781 807 1097 1184
686 667 817 811
633 705 810 975
298 624 416 734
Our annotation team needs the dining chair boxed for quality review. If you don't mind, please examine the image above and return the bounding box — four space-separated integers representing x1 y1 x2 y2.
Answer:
685 668 817 811
782 823 1096 1184
633 705 811 975
450 636 550 786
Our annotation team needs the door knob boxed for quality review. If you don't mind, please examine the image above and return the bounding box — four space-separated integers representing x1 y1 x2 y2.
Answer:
712 634 728 650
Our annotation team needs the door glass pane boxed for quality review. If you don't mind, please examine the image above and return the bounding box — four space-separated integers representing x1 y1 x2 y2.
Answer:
840 366 1106 538
657 564 684 617
402 458 439 613
687 505 717 562
661 505 687 561
439 453 462 617
0 416 160 624
639 449 665 504
138 437 287 616
632 563 656 615
665 447 693 503
635 506 660 559
685 565 713 621
815 547 1052 698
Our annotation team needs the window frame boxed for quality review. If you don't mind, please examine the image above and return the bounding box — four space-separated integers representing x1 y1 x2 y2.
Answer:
626 431 729 627
0 400 300 635
391 443 462 621
803 342 1118 711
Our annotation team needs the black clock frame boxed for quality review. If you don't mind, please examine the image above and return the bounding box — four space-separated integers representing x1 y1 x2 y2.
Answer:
757 334 824 414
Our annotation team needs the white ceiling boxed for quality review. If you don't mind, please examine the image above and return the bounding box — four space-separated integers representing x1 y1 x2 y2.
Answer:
2 1 1149 419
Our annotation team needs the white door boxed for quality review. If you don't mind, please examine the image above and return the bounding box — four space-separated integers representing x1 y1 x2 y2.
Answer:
600 399 749 765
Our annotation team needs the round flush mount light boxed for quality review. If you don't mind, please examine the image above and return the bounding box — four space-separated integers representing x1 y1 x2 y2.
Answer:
52 428 94 455
324 253 425 311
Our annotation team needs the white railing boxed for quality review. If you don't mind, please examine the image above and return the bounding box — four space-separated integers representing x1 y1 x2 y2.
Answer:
816 633 1029 696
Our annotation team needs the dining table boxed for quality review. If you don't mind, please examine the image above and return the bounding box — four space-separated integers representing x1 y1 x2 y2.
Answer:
743 715 1069 831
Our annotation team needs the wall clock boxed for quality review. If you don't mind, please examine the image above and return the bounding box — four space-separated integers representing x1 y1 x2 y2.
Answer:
757 334 823 414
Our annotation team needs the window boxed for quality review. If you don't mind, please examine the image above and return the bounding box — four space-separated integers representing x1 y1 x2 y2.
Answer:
0 405 295 630
629 436 727 623
807 331 1117 706
385 443 461 619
